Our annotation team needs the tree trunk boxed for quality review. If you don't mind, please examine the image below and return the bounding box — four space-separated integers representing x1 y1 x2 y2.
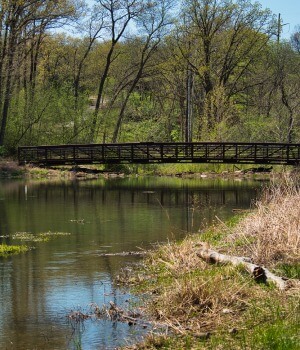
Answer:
89 44 115 142
196 243 289 290
0 31 17 146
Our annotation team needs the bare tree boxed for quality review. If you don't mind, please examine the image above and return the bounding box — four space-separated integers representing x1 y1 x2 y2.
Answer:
89 0 144 142
70 3 107 139
291 26 300 53
111 0 175 142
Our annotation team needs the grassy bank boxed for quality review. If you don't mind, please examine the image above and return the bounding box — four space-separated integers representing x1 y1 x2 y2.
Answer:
0 158 285 180
0 159 75 179
123 174 300 349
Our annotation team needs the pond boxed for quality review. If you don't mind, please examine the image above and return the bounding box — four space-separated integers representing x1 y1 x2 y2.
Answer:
0 176 265 349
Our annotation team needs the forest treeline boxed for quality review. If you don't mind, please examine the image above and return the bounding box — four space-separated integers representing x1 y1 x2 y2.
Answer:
0 0 300 154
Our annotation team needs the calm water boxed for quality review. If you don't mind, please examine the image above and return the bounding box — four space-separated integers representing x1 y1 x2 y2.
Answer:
0 177 264 349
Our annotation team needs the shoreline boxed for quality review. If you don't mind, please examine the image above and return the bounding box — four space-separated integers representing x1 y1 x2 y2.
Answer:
0 158 286 181
1 160 299 348
120 174 300 349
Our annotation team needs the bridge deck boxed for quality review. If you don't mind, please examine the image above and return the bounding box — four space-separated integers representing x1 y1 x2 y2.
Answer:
18 142 300 166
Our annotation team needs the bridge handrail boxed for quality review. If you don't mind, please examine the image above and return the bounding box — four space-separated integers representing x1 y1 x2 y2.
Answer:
18 142 300 166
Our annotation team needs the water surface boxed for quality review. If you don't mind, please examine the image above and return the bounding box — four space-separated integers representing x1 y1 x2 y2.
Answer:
0 177 264 349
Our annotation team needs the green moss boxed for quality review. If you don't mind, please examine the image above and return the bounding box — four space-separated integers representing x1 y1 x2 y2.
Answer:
0 244 29 257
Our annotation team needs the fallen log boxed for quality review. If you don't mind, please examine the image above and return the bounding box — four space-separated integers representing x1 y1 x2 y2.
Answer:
196 244 288 290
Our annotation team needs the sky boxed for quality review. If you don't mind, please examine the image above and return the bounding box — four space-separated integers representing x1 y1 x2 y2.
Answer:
257 0 300 39
84 0 299 40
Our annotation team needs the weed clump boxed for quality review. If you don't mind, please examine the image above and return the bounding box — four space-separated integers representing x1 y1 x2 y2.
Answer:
0 243 29 257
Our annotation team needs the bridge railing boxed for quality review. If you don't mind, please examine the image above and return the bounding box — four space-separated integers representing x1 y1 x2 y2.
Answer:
18 142 300 166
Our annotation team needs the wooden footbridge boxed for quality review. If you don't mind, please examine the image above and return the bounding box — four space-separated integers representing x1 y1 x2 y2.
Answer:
18 142 300 166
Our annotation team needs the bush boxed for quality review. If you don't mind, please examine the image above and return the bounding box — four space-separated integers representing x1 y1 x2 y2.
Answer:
0 146 6 158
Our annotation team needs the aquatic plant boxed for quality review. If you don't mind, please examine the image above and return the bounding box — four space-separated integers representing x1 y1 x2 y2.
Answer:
0 244 29 257
12 231 71 242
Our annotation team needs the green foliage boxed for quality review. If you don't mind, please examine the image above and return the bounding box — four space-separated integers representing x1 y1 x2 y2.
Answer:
119 119 170 142
230 113 279 142
0 146 6 158
6 84 92 147
0 0 299 149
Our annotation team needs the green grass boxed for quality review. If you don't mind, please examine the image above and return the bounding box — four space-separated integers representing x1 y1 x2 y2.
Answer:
0 243 29 257
275 262 300 279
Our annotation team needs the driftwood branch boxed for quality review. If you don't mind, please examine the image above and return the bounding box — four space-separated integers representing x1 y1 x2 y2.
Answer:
196 244 288 290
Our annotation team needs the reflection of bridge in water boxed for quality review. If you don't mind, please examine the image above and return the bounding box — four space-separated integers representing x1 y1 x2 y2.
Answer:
18 142 300 166
0 179 260 236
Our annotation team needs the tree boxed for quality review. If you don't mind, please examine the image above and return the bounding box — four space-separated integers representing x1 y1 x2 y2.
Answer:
291 26 300 54
177 0 276 138
0 0 76 146
89 0 144 142
69 3 108 139
111 0 175 142
271 42 300 143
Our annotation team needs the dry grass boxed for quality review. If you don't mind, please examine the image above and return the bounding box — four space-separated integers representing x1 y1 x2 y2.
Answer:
148 269 253 331
124 173 300 349
148 237 207 274
228 173 300 266
137 238 266 335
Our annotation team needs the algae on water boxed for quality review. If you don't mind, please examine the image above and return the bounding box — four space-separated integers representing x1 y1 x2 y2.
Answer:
12 231 71 242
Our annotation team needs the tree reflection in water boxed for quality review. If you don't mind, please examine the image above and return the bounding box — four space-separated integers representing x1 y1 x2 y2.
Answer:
0 177 264 349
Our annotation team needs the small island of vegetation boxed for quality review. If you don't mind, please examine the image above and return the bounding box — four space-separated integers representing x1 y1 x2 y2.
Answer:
0 243 29 258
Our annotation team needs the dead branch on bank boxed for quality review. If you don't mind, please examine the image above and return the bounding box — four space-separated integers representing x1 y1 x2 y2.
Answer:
196 243 289 290
67 302 146 327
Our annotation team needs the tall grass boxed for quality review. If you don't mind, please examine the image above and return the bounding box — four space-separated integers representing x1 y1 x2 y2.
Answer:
229 173 300 267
